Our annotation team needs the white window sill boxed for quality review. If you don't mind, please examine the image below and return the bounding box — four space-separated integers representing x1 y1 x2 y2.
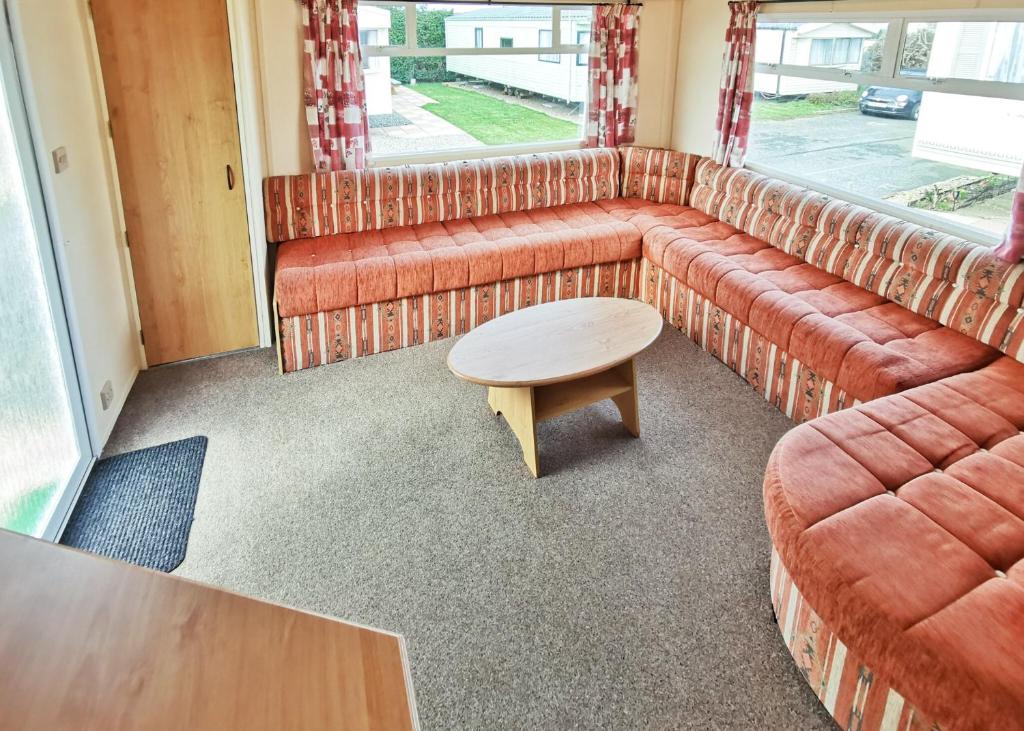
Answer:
371 139 586 168
744 161 1004 248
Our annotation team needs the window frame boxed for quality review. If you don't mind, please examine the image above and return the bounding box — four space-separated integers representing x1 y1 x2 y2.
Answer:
750 8 1024 246
808 37 862 66
538 30 559 62
359 29 379 70
576 30 590 66
360 1 593 166
474 27 483 49
755 9 1024 102
361 2 588 58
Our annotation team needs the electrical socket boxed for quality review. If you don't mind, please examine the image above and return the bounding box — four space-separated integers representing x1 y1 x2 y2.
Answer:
52 146 69 174
100 380 113 411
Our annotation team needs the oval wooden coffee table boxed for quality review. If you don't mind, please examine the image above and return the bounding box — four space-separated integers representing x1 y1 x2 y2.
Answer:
447 297 663 477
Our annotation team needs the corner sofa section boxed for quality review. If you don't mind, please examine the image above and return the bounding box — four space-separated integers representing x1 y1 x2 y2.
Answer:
631 153 1024 728
639 158 1014 421
265 147 1017 426
264 148 669 373
265 147 1024 729
765 355 1024 729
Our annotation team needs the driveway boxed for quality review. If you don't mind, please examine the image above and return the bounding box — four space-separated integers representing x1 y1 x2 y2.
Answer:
749 110 982 198
748 109 1014 236
370 85 483 157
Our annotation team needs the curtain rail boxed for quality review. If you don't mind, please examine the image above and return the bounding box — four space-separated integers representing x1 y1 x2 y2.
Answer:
386 1 643 7
303 1 643 5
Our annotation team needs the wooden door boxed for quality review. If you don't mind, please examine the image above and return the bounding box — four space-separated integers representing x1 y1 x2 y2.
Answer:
91 0 258 365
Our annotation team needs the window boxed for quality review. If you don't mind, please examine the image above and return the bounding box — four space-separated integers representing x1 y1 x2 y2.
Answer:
361 3 592 162
900 21 1024 83
538 30 558 62
576 30 590 66
750 14 1024 244
359 29 379 70
809 38 862 66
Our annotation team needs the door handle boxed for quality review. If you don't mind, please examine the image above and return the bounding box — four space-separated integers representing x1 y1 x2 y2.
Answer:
226 163 235 191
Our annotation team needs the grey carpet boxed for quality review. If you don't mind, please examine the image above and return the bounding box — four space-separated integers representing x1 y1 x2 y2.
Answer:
60 436 206 571
105 328 833 730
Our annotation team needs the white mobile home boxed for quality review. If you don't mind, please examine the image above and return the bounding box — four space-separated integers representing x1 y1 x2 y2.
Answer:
358 4 393 115
754 22 879 97
443 6 591 104
913 22 1024 175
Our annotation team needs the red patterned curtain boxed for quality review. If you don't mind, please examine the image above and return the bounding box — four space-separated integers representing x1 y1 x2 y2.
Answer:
712 1 759 168
994 166 1024 262
302 0 370 171
585 4 641 149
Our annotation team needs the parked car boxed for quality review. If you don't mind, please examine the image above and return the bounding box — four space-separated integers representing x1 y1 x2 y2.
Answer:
859 86 923 120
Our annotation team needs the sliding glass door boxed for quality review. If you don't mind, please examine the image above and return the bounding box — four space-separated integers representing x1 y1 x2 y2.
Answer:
0 12 91 539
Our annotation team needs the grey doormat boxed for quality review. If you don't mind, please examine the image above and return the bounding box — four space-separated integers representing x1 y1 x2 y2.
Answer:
60 436 207 572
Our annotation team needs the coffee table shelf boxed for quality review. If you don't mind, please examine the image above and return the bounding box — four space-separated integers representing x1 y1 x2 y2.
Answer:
448 298 661 477
534 362 634 423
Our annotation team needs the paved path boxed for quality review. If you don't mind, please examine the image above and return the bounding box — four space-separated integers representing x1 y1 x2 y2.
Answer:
750 110 982 198
749 110 1012 235
370 85 483 157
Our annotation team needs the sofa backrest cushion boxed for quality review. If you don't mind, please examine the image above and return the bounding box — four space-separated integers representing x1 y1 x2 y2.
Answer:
264 148 620 243
619 146 701 207
690 157 1024 363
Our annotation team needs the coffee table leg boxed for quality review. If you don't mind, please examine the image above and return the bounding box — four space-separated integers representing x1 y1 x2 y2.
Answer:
487 385 540 478
611 359 640 437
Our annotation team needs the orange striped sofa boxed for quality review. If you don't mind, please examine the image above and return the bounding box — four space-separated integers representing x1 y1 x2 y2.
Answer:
638 157 1019 422
628 155 1024 728
265 148 1024 728
766 355 1024 729
265 147 665 373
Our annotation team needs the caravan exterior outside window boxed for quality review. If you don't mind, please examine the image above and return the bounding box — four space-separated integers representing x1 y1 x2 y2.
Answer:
748 12 1024 244
809 37 863 66
359 2 593 164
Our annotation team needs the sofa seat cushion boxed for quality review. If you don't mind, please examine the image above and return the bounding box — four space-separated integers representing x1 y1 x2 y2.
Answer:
691 156 1024 365
595 198 718 236
655 222 999 401
275 201 642 317
764 356 1024 728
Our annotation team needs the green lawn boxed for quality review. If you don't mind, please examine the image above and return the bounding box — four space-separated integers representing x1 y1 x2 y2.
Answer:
413 83 581 145
752 91 861 122
1 481 58 535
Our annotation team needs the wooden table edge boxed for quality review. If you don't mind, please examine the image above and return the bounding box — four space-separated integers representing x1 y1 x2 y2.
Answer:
447 347 654 388
397 633 423 731
446 299 663 388
447 322 663 388
0 530 421 730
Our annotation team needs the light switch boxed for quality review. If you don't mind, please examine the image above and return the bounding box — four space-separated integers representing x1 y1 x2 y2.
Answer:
52 146 68 174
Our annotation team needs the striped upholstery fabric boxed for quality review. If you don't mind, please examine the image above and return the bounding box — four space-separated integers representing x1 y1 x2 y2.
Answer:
619 146 700 206
689 158 1024 363
640 259 858 422
273 201 643 318
264 148 621 243
769 549 937 728
765 356 1024 728
279 259 641 373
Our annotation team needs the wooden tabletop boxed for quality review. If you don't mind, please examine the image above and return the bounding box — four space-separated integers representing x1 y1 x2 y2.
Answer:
447 298 663 387
0 529 419 731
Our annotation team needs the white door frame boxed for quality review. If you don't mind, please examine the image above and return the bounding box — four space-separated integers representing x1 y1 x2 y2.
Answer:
79 0 275 360
25 0 274 376
0 0 270 538
227 0 272 348
1 0 95 540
